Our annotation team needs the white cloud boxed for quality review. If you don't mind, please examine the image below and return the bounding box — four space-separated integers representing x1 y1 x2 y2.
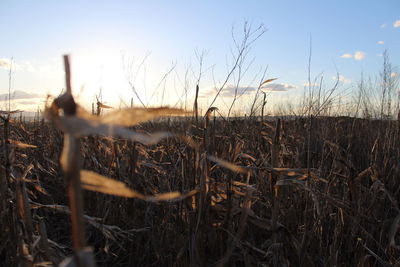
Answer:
303 82 320 87
199 85 256 98
377 41 384 45
16 100 40 105
19 61 35 72
219 85 257 97
391 72 398 78
340 53 353 59
0 58 35 72
377 54 383 57
0 58 11 69
340 52 366 60
381 24 387 28
200 83 296 98
261 83 296 92
354 51 366 60
0 90 43 101
334 75 351 84
394 20 400 28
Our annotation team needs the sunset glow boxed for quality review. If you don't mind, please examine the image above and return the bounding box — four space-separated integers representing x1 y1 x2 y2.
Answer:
0 0 399 114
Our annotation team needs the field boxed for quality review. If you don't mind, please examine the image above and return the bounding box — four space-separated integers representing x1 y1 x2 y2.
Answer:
0 53 399 267
1 1 399 265
1 94 400 266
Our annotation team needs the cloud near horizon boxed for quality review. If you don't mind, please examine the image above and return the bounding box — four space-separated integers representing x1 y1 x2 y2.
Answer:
303 82 320 87
0 90 43 101
16 100 41 105
377 41 384 45
219 85 257 97
0 58 11 69
199 82 296 98
394 20 400 28
334 75 351 84
261 83 296 92
0 58 35 72
199 85 256 98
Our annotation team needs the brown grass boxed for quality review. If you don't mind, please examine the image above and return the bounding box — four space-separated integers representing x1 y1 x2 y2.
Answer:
1 109 400 266
1 53 400 266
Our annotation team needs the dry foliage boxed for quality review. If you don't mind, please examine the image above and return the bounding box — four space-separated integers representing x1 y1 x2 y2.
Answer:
1 57 400 266
2 110 400 266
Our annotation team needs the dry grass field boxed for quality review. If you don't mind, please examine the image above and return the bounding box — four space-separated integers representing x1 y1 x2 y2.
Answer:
1 57 400 266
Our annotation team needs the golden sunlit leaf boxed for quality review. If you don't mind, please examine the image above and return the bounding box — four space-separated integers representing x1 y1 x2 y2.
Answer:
80 170 145 199
8 139 37 148
45 99 189 144
80 170 198 202
45 107 174 145
207 155 250 174
145 192 181 202
47 93 188 126
99 107 187 126
75 105 187 127
205 107 218 119
97 102 113 109
260 78 278 87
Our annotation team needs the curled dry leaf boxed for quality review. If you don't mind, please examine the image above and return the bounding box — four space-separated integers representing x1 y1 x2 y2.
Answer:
76 105 187 127
8 139 37 148
260 78 278 87
45 96 188 145
97 102 113 109
80 170 145 199
80 170 198 202
59 116 173 145
272 168 318 179
205 107 218 119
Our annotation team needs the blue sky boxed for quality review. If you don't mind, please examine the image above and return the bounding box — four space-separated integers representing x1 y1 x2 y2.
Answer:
0 0 399 114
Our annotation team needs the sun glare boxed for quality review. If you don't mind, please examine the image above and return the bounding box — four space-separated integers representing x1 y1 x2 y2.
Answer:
71 48 128 108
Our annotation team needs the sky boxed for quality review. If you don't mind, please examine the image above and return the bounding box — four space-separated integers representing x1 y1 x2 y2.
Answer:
0 0 399 115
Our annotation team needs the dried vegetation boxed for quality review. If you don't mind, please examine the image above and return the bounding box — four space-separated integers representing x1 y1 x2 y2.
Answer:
1 56 400 267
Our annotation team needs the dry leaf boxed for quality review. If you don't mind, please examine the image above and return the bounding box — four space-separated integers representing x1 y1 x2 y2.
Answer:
205 107 218 119
260 78 278 87
80 170 145 199
8 139 37 148
207 155 250 174
45 100 187 145
80 170 198 202
97 102 113 109
60 116 173 145
77 105 186 127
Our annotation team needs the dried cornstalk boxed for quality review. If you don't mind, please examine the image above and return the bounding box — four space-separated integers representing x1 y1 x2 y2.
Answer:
216 183 254 267
55 55 93 267
271 118 281 243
